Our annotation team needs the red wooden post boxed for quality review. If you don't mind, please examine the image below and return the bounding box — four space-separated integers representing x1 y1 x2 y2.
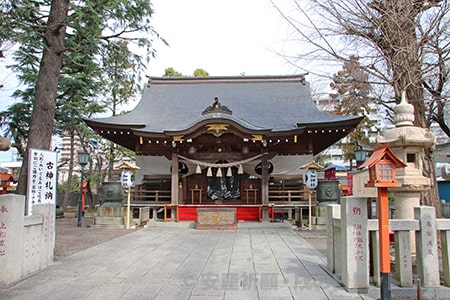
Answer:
81 190 85 214
358 144 406 300
378 187 391 299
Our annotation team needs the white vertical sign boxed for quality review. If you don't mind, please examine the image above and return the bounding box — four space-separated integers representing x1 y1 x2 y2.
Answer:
26 148 57 215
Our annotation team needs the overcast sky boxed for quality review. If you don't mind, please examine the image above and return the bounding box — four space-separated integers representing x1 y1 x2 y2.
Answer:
147 0 294 77
0 0 298 163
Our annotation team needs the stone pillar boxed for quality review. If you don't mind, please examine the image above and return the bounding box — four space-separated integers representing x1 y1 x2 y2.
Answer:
415 206 440 287
370 229 380 287
394 230 413 287
326 204 340 274
32 203 55 269
394 192 420 220
0 194 25 287
340 196 369 292
441 228 450 286
335 220 342 279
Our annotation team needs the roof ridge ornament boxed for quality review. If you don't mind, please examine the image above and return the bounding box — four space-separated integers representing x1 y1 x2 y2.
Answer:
393 91 414 127
202 97 232 115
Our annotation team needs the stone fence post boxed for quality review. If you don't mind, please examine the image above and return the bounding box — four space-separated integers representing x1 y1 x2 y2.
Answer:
415 206 440 287
439 219 450 286
0 195 55 288
326 204 340 274
0 194 25 287
340 196 369 292
32 203 55 269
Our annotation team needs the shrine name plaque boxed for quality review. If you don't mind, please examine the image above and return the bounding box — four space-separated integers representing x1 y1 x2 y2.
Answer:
196 208 237 230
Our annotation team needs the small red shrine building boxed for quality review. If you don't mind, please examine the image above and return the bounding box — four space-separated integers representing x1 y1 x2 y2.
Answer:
85 75 362 221
0 172 15 194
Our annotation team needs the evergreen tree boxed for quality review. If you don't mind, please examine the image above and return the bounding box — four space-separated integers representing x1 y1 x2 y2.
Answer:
0 0 164 195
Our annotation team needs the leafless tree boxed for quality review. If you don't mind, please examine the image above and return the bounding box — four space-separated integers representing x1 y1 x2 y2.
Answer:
271 0 449 213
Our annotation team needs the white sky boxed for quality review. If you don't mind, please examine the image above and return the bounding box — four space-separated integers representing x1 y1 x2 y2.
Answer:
0 0 299 163
146 0 294 77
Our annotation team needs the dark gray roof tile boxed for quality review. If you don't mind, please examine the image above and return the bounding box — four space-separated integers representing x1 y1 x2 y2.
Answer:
88 75 360 133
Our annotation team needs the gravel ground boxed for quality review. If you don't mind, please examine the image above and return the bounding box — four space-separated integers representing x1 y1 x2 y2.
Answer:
54 212 328 261
54 212 136 261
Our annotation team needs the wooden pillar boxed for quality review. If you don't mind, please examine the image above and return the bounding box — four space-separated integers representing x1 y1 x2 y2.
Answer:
171 154 179 205
378 187 392 299
261 153 269 205
181 176 187 204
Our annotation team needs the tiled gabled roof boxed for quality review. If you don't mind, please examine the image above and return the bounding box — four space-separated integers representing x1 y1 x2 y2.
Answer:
86 75 361 133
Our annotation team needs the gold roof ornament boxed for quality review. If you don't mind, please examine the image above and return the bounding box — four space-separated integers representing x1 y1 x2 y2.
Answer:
202 97 232 115
115 162 140 170
251 135 264 141
206 124 230 137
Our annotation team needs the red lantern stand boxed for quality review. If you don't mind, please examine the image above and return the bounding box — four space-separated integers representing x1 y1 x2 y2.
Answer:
358 145 406 300
0 173 15 194
79 182 89 214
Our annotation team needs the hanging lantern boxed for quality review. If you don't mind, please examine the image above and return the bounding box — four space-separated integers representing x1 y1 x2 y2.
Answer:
216 168 223 177
188 146 197 155
254 162 274 175
207 167 212 177
195 165 202 174
242 144 249 155
226 167 232 177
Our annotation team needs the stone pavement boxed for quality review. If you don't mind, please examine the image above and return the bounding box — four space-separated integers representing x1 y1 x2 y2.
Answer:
0 222 376 300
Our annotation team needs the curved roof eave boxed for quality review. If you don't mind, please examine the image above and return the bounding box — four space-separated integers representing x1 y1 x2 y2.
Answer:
132 113 272 136
83 118 146 130
297 116 364 129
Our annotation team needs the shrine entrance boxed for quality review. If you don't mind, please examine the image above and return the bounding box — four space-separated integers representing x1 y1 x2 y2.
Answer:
85 75 363 222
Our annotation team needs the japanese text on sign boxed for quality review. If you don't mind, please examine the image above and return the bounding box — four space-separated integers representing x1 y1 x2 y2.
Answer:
26 149 57 215
304 169 318 189
0 204 8 257
351 205 365 263
424 219 435 257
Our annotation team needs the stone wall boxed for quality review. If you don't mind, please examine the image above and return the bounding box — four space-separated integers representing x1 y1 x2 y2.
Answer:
327 196 450 294
0 194 55 288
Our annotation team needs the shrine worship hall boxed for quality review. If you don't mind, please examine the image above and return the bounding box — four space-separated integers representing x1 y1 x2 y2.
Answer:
85 75 362 225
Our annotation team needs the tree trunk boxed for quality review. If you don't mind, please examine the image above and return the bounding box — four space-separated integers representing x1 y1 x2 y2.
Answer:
375 0 440 215
423 149 442 217
16 0 70 195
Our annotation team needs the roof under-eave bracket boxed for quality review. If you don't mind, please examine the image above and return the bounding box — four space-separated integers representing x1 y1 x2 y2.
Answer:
299 161 324 170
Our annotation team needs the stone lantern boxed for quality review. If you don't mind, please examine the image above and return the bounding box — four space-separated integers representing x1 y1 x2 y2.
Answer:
377 91 436 221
